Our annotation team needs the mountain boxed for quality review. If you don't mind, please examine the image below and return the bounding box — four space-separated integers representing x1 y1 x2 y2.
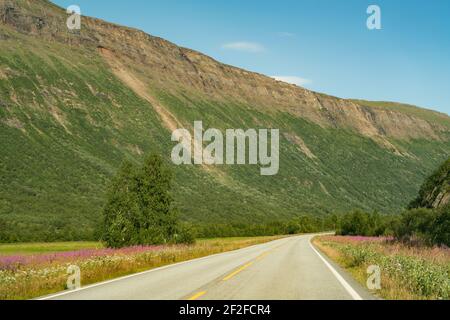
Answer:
1 0 449 241
409 158 450 209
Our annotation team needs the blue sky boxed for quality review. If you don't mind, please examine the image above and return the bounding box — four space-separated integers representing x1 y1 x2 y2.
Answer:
52 0 450 115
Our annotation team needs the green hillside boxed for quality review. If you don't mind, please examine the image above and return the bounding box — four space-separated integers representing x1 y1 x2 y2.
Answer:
0 0 449 241
409 158 450 209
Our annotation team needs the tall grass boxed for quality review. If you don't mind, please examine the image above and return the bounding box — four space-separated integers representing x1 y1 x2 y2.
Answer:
314 236 450 300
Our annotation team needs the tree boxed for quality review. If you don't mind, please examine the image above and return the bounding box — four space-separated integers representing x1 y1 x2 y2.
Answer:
135 154 178 245
102 161 140 248
102 155 180 248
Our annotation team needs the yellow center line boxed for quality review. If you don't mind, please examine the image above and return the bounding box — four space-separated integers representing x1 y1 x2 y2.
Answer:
221 243 288 282
222 261 254 281
208 240 292 285
188 291 207 300
188 249 275 299
256 252 269 261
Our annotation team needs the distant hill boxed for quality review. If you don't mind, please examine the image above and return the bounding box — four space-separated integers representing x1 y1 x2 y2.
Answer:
410 158 450 209
0 0 449 241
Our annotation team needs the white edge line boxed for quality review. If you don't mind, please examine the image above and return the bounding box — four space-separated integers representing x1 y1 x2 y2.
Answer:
37 237 289 300
309 238 363 301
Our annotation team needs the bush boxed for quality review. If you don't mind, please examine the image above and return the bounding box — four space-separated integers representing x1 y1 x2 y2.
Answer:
393 207 450 247
334 207 449 247
394 209 434 244
174 224 196 245
337 211 389 237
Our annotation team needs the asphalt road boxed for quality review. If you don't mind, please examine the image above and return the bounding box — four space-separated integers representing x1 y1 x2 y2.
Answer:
40 235 373 300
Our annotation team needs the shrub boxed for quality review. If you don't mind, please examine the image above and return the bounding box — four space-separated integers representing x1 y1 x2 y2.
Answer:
174 224 196 245
337 211 389 237
394 209 434 244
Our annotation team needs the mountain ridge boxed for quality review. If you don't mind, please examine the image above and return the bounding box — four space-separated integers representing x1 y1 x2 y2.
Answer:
2 0 448 143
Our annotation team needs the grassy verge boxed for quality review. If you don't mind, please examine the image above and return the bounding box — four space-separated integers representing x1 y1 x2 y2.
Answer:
0 236 284 300
313 236 450 300
0 242 103 256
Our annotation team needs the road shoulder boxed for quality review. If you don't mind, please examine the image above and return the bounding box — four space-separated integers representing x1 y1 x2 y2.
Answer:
310 236 380 300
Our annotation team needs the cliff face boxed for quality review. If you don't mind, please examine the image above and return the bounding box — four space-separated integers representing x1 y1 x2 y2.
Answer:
1 0 448 144
1 0 450 241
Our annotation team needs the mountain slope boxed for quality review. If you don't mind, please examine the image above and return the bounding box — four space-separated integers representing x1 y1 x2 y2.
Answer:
0 0 449 241
410 158 450 209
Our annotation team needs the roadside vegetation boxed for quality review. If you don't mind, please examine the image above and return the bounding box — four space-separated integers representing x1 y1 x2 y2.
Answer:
0 236 284 300
335 207 449 247
314 236 449 300
315 158 449 300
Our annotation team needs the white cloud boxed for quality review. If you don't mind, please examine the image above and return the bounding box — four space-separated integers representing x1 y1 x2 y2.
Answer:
271 76 311 87
275 32 296 38
221 42 265 53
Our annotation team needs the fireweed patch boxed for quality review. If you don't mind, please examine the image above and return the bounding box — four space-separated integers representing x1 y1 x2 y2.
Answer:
316 236 450 300
0 236 283 300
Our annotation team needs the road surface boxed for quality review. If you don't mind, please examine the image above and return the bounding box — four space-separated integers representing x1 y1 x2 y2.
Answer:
40 235 373 300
